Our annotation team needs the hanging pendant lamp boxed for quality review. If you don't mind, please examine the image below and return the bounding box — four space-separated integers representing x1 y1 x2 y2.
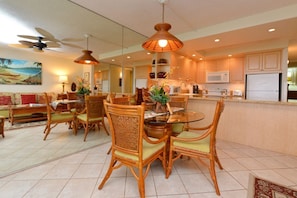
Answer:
142 0 183 52
74 34 99 65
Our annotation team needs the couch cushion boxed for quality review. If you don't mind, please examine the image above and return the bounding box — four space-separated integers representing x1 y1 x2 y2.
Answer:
21 94 36 104
0 96 12 105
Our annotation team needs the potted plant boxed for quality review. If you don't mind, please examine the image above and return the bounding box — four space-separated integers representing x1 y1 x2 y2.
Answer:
149 84 170 113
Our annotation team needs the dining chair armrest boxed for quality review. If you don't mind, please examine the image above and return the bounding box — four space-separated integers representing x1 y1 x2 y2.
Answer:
184 123 212 131
76 107 86 115
143 130 168 144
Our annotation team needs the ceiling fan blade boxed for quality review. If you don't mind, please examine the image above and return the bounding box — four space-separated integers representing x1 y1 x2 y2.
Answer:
61 38 84 42
61 42 82 49
9 43 30 48
35 27 58 42
46 42 61 48
19 40 34 47
18 35 39 40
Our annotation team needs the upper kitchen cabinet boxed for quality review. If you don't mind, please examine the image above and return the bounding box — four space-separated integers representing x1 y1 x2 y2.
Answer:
205 59 229 72
196 61 206 84
245 51 281 73
229 57 244 83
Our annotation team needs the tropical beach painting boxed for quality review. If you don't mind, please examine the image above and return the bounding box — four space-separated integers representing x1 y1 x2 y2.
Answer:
0 57 42 85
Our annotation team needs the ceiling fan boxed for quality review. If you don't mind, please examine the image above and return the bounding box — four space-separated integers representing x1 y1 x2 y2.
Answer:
14 27 82 52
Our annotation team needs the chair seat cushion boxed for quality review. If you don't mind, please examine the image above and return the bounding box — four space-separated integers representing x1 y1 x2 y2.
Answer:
174 131 210 153
51 112 74 121
115 137 165 161
77 114 103 122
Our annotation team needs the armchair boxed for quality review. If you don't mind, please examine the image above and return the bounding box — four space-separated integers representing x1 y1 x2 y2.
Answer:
75 95 109 141
98 101 168 198
166 99 224 195
43 92 76 141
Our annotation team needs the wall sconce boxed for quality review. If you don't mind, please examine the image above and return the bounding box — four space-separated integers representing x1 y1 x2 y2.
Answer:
59 75 68 93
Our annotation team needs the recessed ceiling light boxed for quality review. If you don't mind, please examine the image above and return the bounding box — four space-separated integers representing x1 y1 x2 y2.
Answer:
192 54 196 57
214 38 220 42
127 56 131 59
111 59 115 61
147 52 151 55
268 28 276 32
199 58 203 60
228 54 232 57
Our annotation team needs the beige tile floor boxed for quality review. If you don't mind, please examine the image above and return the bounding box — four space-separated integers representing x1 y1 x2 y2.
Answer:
0 126 297 197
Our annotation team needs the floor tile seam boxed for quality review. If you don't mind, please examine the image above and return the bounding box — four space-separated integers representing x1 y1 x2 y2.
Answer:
269 167 297 185
225 170 249 191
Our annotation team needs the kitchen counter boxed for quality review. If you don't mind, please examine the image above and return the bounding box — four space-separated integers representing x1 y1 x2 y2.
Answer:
178 93 297 106
186 95 297 156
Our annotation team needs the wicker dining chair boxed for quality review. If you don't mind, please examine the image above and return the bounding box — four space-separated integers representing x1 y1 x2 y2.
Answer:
166 99 224 195
75 95 109 141
98 101 168 198
43 92 76 140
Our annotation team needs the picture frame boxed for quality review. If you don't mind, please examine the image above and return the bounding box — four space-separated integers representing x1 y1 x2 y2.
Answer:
84 72 90 83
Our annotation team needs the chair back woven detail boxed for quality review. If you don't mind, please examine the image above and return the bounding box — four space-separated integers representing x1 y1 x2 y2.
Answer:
85 95 106 119
99 101 168 198
110 96 131 105
109 108 141 154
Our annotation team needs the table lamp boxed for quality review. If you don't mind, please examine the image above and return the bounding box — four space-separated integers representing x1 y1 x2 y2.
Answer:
59 75 68 93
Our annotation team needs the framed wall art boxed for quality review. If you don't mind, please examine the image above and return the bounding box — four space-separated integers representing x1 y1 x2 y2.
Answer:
0 57 42 85
84 72 90 83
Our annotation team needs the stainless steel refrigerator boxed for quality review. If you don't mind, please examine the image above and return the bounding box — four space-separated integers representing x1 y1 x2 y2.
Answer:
245 73 281 101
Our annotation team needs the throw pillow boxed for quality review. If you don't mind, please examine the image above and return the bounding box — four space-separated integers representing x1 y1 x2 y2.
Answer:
0 96 12 105
21 94 36 104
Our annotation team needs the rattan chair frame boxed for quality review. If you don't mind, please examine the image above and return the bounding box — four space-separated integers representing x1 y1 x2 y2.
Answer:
43 92 76 140
75 95 109 141
166 99 224 195
98 101 168 198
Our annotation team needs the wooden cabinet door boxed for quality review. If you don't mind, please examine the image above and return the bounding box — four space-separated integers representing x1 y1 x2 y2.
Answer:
229 57 244 82
245 53 262 72
196 61 206 83
262 51 281 71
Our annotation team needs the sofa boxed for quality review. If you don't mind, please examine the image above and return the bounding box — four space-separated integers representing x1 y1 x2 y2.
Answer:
0 92 58 124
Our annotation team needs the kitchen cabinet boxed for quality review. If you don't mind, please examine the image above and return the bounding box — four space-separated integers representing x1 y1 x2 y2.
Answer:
205 59 229 72
229 57 244 83
245 51 281 73
196 61 206 83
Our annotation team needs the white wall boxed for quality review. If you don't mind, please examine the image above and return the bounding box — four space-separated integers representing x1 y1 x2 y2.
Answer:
0 46 83 93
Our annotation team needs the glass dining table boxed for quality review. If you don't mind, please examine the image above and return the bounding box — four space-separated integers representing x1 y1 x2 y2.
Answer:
144 108 205 138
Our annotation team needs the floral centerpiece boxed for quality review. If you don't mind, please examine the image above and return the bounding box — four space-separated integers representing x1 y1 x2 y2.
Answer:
76 76 91 95
149 84 170 113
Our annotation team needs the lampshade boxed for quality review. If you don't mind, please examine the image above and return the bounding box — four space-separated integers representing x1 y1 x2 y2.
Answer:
59 75 68 83
142 23 183 52
74 50 99 65
74 34 99 65
142 1 183 52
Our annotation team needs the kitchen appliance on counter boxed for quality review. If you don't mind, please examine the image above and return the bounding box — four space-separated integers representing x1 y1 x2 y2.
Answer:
193 85 199 94
245 73 281 101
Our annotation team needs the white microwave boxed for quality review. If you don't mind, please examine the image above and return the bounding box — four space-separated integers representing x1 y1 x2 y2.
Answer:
206 71 229 83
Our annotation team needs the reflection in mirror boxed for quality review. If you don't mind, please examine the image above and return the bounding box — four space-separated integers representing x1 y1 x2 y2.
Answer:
0 0 149 177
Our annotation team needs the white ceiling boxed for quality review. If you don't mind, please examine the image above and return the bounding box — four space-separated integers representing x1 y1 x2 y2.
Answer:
1 0 297 66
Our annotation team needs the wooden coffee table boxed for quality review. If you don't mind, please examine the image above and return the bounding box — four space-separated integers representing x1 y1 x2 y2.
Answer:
9 104 47 125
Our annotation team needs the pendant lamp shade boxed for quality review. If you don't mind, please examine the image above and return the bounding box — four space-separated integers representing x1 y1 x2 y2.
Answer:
142 1 183 52
74 34 99 65
142 23 183 52
74 50 99 65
